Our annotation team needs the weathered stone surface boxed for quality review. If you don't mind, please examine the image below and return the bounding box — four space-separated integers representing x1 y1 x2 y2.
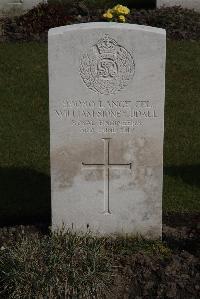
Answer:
49 22 166 237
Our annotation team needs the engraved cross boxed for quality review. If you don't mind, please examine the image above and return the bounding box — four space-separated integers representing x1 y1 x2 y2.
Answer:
82 138 132 215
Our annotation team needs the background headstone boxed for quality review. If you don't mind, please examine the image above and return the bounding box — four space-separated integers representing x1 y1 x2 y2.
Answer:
49 22 166 237
157 0 200 11
0 0 46 15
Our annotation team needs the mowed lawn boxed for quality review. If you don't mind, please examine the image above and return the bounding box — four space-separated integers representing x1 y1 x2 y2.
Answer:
0 41 199 225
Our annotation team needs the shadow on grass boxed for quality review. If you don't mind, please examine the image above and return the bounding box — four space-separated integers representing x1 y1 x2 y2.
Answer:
0 167 51 227
0 164 199 228
164 164 200 188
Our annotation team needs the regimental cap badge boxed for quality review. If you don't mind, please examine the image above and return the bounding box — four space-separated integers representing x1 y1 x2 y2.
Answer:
96 34 118 54
80 34 135 95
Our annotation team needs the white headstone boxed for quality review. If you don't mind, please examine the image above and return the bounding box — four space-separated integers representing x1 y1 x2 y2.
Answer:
49 22 166 238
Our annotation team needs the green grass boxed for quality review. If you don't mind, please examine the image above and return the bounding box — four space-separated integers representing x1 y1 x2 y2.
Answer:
0 41 199 224
164 41 200 212
0 43 50 224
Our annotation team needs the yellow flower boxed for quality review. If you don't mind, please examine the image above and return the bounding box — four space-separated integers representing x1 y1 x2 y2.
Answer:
107 8 113 14
103 9 113 19
118 15 126 23
103 5 130 22
113 4 130 15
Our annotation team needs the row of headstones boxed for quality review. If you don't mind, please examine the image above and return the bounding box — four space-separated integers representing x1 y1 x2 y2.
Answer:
1 0 200 14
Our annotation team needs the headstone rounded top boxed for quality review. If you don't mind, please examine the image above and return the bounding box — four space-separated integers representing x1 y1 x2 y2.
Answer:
48 22 166 36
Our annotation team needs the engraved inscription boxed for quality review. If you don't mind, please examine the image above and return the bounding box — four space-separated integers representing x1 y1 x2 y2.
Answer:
55 98 158 134
82 138 132 214
80 34 135 95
